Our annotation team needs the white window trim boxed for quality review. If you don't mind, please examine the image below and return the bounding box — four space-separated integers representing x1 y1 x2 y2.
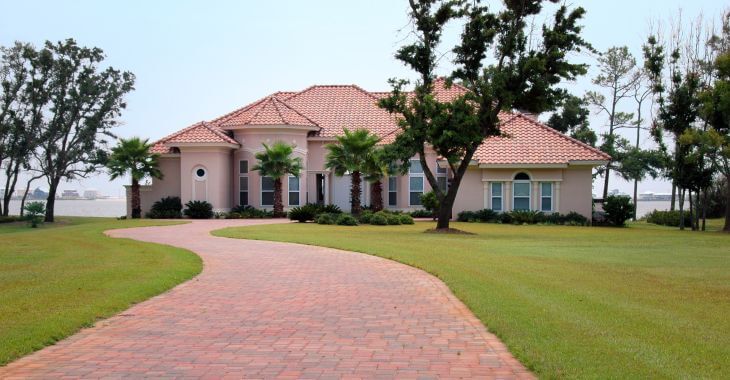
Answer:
288 175 300 206
491 182 503 212
512 180 531 211
388 176 398 207
193 166 207 181
239 160 248 206
540 182 553 212
436 162 448 192
408 160 424 207
261 176 274 207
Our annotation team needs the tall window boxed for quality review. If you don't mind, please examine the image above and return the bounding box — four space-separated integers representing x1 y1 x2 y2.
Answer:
491 182 503 211
409 159 424 206
436 163 448 192
239 160 249 206
261 176 274 206
288 176 300 206
388 177 397 206
513 172 531 211
540 182 553 212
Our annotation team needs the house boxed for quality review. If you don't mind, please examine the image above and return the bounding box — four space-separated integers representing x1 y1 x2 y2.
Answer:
131 80 609 218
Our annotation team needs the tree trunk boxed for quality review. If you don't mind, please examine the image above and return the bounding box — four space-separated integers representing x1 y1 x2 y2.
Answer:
688 190 695 231
273 178 284 217
2 164 21 216
701 187 707 232
724 175 730 233
45 179 58 223
370 180 383 212
632 179 638 221
20 185 31 217
131 179 141 219
350 171 362 215
602 166 610 200
670 182 677 211
678 188 685 231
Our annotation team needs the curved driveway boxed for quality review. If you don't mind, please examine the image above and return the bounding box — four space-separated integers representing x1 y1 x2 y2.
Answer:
1 220 532 379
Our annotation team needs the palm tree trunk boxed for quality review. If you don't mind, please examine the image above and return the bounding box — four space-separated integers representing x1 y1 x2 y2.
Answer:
273 178 284 217
131 178 141 219
371 180 383 212
351 171 362 215
724 175 730 233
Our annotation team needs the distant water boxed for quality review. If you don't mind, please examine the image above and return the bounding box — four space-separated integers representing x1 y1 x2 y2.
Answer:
6 198 126 217
4 198 670 218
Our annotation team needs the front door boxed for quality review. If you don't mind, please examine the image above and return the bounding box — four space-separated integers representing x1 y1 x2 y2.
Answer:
316 174 325 205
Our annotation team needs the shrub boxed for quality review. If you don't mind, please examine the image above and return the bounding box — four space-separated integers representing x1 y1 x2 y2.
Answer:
509 210 545 224
645 210 692 227
316 213 336 225
336 214 358 226
499 212 513 224
386 214 402 225
319 204 343 214
603 195 635 227
24 201 45 228
359 210 374 224
370 213 388 225
457 209 499 223
544 212 566 225
420 191 438 218
457 210 478 222
184 200 214 219
398 214 415 225
0 215 23 224
409 209 433 218
147 196 183 219
230 205 272 218
563 211 589 226
288 204 318 222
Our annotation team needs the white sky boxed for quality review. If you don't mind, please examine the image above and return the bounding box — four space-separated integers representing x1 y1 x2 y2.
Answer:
1 0 726 197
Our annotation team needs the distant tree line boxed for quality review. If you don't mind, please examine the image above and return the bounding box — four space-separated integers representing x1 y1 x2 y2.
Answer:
0 39 135 222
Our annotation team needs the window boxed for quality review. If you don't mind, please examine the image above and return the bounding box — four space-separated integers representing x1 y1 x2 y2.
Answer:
193 166 207 181
513 172 531 211
491 182 503 211
261 176 274 206
540 182 553 212
239 160 248 206
409 159 424 205
436 162 448 192
288 176 300 206
388 177 397 206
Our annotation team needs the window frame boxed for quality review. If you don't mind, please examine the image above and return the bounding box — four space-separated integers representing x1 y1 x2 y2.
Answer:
408 159 424 206
238 160 249 206
491 182 503 212
260 176 274 207
288 175 300 206
540 182 553 212
388 176 398 207
436 161 448 193
512 181 531 211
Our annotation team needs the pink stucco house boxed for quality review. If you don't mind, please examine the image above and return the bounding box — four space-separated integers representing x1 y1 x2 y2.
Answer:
131 80 609 218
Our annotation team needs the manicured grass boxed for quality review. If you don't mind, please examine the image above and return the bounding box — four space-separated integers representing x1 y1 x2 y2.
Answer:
0 217 201 366
214 220 730 379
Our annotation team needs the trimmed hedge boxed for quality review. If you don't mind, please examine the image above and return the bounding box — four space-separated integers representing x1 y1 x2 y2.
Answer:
645 210 692 227
456 208 589 226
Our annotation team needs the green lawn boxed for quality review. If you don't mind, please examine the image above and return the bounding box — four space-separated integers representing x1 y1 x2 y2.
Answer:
0 217 201 366
214 220 730 379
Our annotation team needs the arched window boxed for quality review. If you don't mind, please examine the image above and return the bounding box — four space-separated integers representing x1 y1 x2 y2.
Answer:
512 172 531 211
514 172 530 180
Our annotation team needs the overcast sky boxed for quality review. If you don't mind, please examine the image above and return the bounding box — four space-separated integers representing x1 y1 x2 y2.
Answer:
1 0 725 197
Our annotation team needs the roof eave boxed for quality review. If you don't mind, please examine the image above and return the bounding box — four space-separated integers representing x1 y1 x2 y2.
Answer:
219 124 320 132
568 160 609 166
165 142 240 149
478 163 569 169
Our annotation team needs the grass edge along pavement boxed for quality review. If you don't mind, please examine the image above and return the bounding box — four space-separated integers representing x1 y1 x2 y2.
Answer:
213 220 730 379
0 217 201 366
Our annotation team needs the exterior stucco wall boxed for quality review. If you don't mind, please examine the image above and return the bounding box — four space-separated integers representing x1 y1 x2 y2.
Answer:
559 166 594 218
133 157 181 218
452 168 484 216
232 128 310 210
179 147 232 211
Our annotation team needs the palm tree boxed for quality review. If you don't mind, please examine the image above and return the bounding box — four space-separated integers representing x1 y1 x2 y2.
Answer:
363 147 388 212
325 128 380 215
107 137 163 219
252 141 303 217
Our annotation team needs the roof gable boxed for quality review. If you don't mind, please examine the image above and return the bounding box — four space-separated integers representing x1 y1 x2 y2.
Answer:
218 96 318 128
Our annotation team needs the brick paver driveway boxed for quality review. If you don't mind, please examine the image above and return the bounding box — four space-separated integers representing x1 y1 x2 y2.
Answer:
1 220 533 379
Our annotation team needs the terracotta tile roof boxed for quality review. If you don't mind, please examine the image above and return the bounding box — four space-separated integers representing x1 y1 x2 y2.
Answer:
152 79 608 165
150 121 238 154
282 85 400 138
473 113 611 165
218 96 319 128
